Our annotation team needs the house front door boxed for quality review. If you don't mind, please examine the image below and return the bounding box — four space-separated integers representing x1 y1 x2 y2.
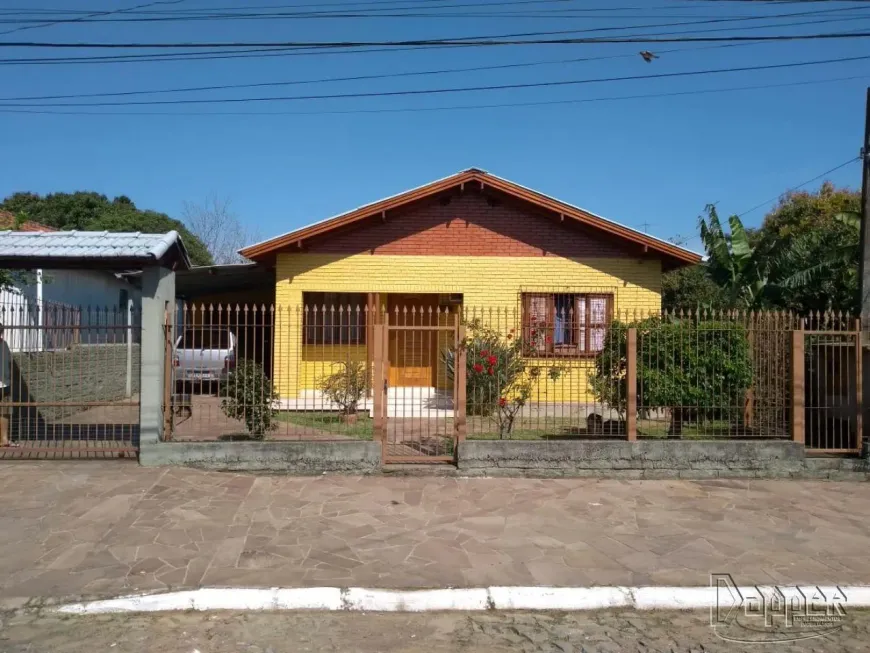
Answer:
387 294 439 387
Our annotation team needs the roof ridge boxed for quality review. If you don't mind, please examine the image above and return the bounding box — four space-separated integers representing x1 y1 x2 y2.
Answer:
239 169 701 267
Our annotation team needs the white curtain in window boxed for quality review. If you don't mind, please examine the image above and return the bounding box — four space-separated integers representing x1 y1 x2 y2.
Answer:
589 296 607 351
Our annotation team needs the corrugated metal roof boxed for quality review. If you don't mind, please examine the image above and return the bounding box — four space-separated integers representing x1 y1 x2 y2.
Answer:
0 230 191 269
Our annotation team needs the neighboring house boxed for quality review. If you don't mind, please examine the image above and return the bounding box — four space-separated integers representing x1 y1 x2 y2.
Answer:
238 168 701 402
0 212 141 350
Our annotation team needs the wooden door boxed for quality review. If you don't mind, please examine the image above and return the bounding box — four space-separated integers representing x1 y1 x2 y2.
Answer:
387 294 439 387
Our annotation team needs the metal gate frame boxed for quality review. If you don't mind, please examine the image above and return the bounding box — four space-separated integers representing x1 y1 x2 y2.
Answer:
373 314 466 464
797 327 863 454
0 305 141 459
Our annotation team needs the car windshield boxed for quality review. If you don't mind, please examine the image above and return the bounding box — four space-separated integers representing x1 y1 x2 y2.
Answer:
179 329 231 349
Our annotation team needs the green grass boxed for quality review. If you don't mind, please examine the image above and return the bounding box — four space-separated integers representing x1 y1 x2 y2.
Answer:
276 411 374 440
637 419 735 438
467 416 592 440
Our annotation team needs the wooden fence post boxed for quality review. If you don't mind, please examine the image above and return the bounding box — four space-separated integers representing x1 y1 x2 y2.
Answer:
791 328 805 445
744 329 755 430
162 311 173 440
372 323 385 443
454 323 467 443
626 327 637 441
856 318 863 452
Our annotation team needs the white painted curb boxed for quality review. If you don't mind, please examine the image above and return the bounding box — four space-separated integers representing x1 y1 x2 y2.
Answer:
54 585 870 615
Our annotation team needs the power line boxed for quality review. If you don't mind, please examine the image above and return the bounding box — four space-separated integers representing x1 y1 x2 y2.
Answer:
4 53 868 108
1 13 860 66
6 30 870 48
0 38 857 101
1 72 863 116
0 3 864 22
0 0 189 36
0 2 733 17
0 21 792 67
737 157 861 217
0 38 767 67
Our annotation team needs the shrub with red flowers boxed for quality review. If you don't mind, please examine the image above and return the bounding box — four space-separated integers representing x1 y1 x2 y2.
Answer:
443 319 563 438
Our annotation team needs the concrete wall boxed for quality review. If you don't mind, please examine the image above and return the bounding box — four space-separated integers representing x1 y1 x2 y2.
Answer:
457 439 809 479
139 440 381 473
41 269 140 315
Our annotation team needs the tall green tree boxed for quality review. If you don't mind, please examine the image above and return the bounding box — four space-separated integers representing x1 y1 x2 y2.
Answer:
774 212 859 314
0 191 213 266
757 183 860 314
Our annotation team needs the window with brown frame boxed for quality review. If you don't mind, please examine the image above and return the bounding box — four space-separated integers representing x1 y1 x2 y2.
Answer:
303 292 368 345
521 293 613 357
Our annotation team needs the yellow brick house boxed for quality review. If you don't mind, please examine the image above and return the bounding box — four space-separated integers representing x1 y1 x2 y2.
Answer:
239 168 700 404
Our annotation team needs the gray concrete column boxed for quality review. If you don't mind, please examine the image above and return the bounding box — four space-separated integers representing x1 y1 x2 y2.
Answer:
139 265 175 450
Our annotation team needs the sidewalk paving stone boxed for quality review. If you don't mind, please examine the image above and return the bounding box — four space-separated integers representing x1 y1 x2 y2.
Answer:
1 461 869 600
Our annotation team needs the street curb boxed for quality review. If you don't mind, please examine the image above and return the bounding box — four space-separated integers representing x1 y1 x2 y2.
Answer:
52 585 870 614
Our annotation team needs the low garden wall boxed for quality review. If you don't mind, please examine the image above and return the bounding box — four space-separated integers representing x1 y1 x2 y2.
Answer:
139 440 381 473
457 439 811 479
13 344 140 421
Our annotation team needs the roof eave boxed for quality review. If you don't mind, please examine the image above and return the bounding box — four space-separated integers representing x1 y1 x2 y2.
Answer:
239 170 701 267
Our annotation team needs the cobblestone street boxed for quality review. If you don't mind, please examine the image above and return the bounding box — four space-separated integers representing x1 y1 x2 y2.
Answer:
2 609 869 653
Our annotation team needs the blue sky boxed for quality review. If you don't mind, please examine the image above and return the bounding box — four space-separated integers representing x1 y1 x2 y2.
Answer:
0 0 868 253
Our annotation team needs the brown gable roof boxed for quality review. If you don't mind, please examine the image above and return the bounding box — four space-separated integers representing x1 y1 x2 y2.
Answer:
0 210 56 233
240 168 701 268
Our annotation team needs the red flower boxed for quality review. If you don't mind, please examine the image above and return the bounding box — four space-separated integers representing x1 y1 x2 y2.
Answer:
506 333 513 340
530 329 536 336
498 398 507 407
473 363 484 373
487 367 494 375
487 355 497 366
480 349 490 358
546 335 552 344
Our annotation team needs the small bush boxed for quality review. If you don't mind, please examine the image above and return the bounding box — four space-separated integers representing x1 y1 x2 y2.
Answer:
219 360 279 438
591 317 753 434
318 359 368 415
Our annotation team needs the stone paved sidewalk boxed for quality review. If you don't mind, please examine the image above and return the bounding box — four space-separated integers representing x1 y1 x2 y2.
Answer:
2 462 870 601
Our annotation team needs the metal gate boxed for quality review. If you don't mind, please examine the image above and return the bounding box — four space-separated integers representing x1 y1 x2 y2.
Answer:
0 302 140 459
373 306 466 464
802 328 862 454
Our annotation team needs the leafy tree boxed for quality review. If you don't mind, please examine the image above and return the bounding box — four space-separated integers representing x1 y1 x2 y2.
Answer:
757 182 859 248
699 205 769 309
662 263 731 313
0 191 213 266
591 317 753 435
757 184 861 314
773 212 859 314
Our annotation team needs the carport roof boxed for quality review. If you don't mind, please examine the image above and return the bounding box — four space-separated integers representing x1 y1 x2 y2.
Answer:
0 230 191 270
175 262 274 298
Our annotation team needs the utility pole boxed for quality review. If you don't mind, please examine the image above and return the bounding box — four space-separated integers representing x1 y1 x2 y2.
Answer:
859 87 870 456
860 87 870 324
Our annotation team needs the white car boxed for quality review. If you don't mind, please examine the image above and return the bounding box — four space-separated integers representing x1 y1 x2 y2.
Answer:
174 327 236 383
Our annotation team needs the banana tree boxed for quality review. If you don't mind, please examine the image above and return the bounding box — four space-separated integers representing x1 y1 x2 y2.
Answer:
698 204 770 309
774 212 859 314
